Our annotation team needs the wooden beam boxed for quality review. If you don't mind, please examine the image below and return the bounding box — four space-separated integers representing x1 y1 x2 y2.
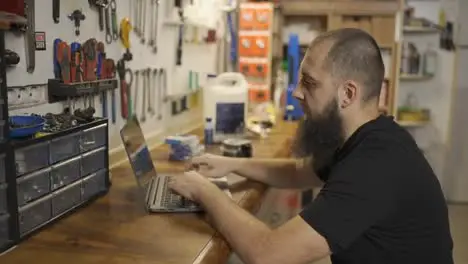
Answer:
282 1 399 16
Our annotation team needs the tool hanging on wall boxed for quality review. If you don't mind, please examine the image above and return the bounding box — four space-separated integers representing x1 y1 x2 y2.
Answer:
152 68 161 120
70 42 83 83
68 9 86 36
97 42 108 118
57 41 71 84
119 18 134 119
120 18 133 61
118 60 133 119
110 0 119 40
140 69 147 122
82 38 98 82
133 0 140 36
24 0 35 73
149 0 160 53
52 0 60 23
158 68 167 120
226 0 237 71
146 67 155 117
104 2 112 44
140 0 147 44
134 70 140 119
88 0 107 32
175 0 184 66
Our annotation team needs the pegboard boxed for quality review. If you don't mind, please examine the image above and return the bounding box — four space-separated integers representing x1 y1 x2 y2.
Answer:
5 0 221 148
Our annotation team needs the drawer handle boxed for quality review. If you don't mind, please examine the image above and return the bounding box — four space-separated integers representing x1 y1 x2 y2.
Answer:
83 141 96 145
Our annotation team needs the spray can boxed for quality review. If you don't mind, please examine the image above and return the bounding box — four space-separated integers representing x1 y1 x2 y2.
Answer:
204 117 214 145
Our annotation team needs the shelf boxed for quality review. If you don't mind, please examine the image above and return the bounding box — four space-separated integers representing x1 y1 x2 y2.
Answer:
403 26 439 34
397 120 429 127
400 74 434 81
47 79 118 103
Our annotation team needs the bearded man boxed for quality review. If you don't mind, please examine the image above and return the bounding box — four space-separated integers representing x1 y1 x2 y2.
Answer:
169 28 453 264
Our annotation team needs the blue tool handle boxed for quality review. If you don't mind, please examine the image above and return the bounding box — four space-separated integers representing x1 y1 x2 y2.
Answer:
227 0 237 63
53 39 62 79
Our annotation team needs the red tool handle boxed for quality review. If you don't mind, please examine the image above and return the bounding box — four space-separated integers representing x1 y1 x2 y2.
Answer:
120 79 128 119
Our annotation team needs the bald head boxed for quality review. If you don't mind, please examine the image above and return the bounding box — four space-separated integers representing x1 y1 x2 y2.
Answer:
308 28 385 102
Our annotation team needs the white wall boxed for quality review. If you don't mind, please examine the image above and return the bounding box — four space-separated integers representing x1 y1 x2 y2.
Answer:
400 0 455 180
6 0 219 149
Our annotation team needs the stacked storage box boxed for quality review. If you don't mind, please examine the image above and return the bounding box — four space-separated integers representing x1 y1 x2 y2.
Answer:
13 120 109 237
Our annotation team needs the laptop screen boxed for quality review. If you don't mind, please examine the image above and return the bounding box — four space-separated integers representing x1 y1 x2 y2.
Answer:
120 116 156 188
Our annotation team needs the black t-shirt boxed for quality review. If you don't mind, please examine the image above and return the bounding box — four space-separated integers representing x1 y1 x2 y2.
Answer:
299 115 453 264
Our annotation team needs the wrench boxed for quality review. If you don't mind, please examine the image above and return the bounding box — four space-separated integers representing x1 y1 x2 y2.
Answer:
141 69 147 122
158 68 167 120
152 0 160 53
104 5 112 44
96 0 108 32
146 68 154 116
133 0 140 36
134 70 140 119
140 0 147 43
148 0 155 47
110 0 119 40
152 68 161 120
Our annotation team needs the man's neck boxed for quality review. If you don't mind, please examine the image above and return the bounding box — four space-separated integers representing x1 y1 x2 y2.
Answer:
342 107 380 141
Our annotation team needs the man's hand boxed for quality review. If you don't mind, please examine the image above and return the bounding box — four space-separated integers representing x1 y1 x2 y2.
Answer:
168 170 215 201
190 153 238 178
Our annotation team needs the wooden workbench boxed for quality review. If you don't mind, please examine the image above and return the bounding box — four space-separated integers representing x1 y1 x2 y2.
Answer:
0 121 298 264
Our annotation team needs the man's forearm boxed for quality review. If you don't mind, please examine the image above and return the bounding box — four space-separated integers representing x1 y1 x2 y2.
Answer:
197 183 271 264
231 158 318 189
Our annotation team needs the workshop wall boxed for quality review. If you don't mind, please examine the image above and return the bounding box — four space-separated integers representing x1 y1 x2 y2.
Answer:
400 0 456 183
5 0 220 150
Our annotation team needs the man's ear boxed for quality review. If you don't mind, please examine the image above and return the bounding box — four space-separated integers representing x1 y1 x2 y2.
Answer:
338 80 358 108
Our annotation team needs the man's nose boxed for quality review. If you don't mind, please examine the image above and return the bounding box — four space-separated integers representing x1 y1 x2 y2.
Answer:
292 86 304 100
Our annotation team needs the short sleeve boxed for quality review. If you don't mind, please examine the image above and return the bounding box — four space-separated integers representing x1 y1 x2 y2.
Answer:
299 143 398 254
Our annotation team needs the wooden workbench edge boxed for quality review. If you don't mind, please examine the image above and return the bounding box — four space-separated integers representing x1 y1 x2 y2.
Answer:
192 138 294 264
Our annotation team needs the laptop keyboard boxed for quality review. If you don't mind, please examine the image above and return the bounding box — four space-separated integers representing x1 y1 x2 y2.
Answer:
161 177 198 208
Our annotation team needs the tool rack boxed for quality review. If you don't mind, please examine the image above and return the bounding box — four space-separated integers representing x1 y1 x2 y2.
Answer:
47 78 118 103
0 31 111 254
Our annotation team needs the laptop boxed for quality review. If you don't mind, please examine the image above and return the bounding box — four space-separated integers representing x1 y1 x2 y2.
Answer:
120 116 230 213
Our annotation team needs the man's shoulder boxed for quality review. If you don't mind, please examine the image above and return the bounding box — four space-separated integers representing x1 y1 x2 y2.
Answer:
333 127 420 178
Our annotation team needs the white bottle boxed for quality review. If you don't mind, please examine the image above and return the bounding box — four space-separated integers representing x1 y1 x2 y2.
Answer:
274 69 285 110
423 43 438 76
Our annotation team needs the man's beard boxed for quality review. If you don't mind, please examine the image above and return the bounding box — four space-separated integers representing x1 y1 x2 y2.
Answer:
292 98 345 173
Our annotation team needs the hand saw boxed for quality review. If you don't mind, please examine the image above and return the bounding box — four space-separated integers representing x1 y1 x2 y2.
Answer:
24 0 35 73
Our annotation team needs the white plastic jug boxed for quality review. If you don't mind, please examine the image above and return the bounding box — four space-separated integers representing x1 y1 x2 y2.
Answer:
203 72 249 142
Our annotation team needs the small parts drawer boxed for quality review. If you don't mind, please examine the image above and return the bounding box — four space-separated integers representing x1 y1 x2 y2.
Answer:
0 214 10 247
19 196 52 236
80 124 107 153
0 184 7 214
50 132 81 164
51 156 81 191
81 147 106 177
82 169 107 201
0 153 5 183
52 180 81 217
17 168 51 206
15 142 49 176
